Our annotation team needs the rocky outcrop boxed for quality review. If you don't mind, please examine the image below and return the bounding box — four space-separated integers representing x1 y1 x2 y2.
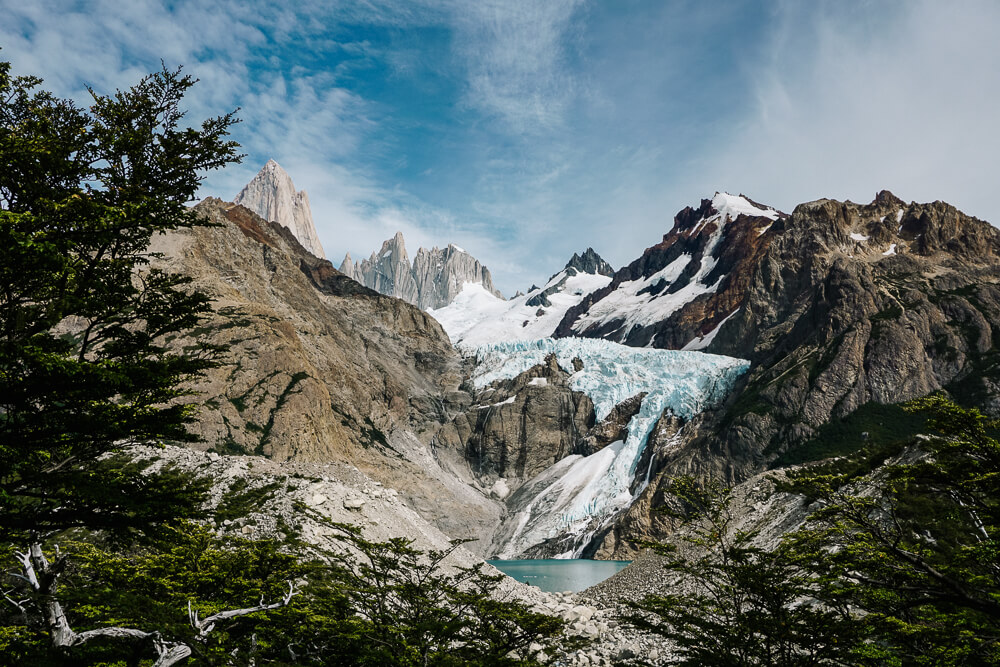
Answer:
234 160 326 258
565 248 615 278
149 198 506 552
432 354 595 488
527 249 615 309
339 232 421 304
703 193 1000 466
340 233 503 309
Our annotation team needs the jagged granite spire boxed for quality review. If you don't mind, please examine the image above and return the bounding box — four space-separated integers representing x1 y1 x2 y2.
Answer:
339 234 503 309
234 160 326 258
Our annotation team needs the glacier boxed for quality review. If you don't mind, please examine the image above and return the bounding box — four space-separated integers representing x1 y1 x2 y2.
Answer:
472 338 749 558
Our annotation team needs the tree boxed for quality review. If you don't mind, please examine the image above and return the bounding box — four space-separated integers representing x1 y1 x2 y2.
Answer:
326 524 569 666
0 58 255 662
0 59 239 541
636 396 1000 665
788 394 1000 665
629 477 865 666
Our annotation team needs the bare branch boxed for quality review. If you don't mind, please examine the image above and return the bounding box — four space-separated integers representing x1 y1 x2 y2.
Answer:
190 581 298 638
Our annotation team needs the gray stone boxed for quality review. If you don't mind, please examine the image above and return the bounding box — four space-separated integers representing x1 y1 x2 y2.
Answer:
234 160 325 258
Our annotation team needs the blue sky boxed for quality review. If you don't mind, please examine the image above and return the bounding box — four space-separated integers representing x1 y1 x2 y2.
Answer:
2 0 999 295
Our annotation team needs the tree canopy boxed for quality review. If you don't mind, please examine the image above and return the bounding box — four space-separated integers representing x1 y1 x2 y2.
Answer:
0 60 241 541
633 395 1000 665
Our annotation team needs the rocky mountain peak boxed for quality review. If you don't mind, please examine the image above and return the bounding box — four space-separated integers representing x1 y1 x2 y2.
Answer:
554 192 785 349
341 232 503 310
564 248 614 277
234 160 326 259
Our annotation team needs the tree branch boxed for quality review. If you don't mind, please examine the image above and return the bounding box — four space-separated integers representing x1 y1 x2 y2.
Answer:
188 581 298 637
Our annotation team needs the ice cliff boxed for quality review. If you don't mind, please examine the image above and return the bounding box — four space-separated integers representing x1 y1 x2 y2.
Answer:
472 338 749 558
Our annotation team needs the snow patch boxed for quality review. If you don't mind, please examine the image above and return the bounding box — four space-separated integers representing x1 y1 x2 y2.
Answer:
882 243 897 256
430 272 612 348
896 209 905 223
711 192 780 221
681 308 740 351
850 233 869 242
528 377 548 387
478 395 516 410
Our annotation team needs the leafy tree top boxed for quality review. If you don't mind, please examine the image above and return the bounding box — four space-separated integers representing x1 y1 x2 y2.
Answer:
0 59 242 541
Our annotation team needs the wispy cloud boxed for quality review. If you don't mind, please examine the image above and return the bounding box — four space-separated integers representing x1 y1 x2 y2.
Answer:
699 0 1000 221
2 0 999 296
450 0 584 132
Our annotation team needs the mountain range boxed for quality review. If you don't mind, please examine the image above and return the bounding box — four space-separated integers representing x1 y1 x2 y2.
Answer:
194 164 1000 560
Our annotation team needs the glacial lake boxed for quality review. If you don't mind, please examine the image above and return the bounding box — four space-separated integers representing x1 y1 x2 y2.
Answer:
488 559 631 593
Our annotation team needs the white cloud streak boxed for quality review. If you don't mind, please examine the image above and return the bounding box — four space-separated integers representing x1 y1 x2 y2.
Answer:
699 0 1000 222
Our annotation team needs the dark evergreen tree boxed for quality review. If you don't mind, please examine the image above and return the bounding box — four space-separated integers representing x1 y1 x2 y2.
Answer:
0 59 240 540
787 395 1000 665
0 58 245 663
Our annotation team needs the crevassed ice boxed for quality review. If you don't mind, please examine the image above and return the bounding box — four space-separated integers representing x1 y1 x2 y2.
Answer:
472 338 750 557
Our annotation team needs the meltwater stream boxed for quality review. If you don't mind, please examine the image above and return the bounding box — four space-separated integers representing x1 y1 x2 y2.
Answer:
488 559 631 593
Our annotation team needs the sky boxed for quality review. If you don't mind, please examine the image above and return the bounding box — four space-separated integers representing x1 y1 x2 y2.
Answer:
2 0 999 295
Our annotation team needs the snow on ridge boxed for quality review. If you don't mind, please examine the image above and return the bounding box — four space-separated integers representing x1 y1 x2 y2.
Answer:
712 192 780 222
569 193 776 341
430 272 612 348
681 308 739 351
478 337 750 558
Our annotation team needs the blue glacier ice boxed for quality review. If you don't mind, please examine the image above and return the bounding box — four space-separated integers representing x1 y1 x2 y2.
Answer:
472 338 750 558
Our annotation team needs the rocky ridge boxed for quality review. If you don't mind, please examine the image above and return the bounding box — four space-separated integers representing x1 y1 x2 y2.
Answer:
234 160 326 258
555 192 783 350
151 198 504 552
340 232 504 309
583 191 1000 556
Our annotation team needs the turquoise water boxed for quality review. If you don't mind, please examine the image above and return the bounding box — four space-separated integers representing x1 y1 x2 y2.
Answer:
488 559 631 593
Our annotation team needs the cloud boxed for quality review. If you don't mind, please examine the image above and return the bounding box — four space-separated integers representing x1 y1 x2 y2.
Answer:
450 0 585 132
699 0 1000 221
3 0 998 297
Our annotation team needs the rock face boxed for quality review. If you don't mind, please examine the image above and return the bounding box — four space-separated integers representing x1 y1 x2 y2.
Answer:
433 354 596 485
706 192 1000 466
585 191 1000 557
339 233 503 309
234 160 326 258
556 193 783 350
149 198 503 552
564 247 616 278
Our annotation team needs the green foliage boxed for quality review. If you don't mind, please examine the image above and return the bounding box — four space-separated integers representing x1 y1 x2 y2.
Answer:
629 477 866 666
794 395 1000 664
213 479 282 523
325 525 569 666
641 397 1000 665
0 58 241 541
772 401 925 468
2 521 569 666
